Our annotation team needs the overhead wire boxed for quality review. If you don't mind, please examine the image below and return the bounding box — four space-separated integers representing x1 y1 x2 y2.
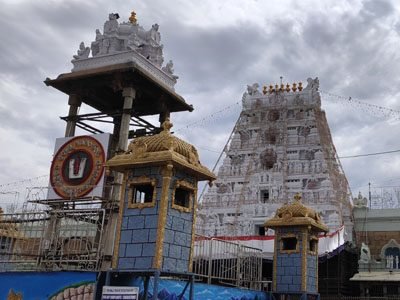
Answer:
339 149 400 159
175 101 241 133
321 91 400 120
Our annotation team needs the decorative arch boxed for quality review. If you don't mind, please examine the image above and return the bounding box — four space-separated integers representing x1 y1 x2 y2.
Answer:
380 239 400 260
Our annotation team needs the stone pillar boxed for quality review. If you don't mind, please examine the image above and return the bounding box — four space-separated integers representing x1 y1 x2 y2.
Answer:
108 116 121 158
118 87 135 151
101 87 135 269
65 94 82 137
159 110 170 126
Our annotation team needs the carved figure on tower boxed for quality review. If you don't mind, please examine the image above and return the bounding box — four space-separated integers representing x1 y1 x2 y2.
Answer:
104 13 120 35
73 42 90 60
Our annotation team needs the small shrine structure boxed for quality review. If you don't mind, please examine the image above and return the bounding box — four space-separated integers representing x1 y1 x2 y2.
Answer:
265 194 328 300
104 118 215 298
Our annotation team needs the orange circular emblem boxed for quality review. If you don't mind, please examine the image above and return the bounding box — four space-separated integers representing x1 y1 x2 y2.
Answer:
50 136 105 199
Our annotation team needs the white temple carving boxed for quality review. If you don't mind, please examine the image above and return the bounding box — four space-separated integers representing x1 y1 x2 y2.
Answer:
197 79 353 240
70 12 178 88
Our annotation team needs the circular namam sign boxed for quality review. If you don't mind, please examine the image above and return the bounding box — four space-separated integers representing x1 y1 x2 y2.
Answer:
50 136 105 199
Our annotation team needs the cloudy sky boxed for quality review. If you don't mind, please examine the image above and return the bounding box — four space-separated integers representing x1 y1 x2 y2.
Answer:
1 0 400 206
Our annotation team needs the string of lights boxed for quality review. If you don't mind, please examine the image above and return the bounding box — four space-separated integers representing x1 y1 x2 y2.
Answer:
321 91 400 120
173 90 400 138
175 101 241 133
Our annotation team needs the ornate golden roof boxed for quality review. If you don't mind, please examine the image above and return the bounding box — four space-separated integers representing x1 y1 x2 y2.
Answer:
264 194 328 232
106 118 216 181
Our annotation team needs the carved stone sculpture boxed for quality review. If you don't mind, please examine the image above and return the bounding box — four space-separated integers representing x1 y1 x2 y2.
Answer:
104 13 119 34
162 60 179 79
90 29 103 56
80 13 167 68
149 23 161 45
247 83 261 96
73 42 90 60
354 192 368 207
162 60 174 74
304 77 319 91
360 242 371 263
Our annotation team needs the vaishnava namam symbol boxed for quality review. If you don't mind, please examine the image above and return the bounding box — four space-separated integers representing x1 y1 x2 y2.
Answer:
68 156 87 179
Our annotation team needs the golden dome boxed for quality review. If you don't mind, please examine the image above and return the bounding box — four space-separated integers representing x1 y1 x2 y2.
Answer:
264 194 328 232
106 118 215 181
127 118 200 164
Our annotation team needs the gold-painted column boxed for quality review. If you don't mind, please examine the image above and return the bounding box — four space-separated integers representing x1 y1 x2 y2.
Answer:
316 233 319 292
153 164 173 269
301 228 308 291
111 171 128 269
188 182 198 272
272 231 278 292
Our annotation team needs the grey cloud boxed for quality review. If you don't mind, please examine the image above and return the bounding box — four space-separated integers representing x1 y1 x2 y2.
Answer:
163 22 270 93
362 0 395 19
0 106 20 128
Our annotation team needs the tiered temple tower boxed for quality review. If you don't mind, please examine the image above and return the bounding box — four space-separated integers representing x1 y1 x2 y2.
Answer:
197 78 353 241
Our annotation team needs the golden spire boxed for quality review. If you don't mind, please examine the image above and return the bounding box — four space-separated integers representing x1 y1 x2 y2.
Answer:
298 82 303 91
129 10 137 24
294 193 302 202
262 85 268 95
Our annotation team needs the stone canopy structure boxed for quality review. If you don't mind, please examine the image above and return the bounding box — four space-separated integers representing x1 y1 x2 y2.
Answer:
197 78 353 241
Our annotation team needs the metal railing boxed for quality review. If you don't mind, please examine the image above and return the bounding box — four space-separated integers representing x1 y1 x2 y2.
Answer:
193 235 267 290
0 208 106 271
358 254 400 272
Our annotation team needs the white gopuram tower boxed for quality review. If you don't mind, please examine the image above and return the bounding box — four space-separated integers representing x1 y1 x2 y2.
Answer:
197 78 353 245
